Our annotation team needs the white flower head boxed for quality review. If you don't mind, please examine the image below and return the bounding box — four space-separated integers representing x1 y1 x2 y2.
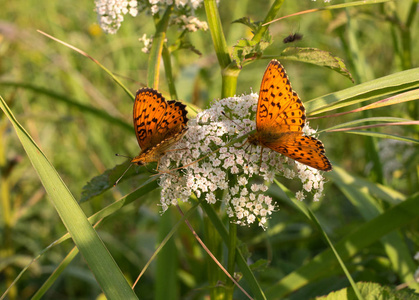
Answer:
139 33 153 53
95 0 139 34
95 0 209 34
158 93 327 229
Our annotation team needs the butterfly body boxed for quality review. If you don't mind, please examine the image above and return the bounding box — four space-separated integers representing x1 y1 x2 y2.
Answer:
247 60 332 172
131 88 188 168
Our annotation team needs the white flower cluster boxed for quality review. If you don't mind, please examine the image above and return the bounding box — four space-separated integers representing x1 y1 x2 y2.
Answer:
95 0 139 34
158 93 327 228
139 33 153 53
95 0 208 35
149 0 204 15
172 15 208 32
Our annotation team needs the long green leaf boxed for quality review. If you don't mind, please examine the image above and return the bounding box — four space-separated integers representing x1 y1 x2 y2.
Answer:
310 88 419 120
305 68 419 114
0 96 137 299
324 167 405 204
200 201 267 300
37 30 135 101
0 81 132 132
5 177 160 298
320 117 412 132
274 179 363 299
332 171 419 292
265 172 419 298
340 130 419 144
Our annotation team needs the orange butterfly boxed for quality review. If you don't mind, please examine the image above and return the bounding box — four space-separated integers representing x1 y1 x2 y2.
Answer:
247 60 332 171
131 88 188 170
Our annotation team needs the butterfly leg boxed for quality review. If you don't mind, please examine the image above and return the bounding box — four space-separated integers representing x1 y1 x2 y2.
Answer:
235 139 248 149
259 147 264 169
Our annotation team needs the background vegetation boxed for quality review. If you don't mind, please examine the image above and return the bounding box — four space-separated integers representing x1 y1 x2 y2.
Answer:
1 0 418 299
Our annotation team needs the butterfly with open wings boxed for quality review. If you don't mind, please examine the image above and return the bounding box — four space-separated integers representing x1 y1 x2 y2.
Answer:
247 60 332 172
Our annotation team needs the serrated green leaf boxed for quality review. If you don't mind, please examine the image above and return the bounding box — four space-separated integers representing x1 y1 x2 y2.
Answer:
232 36 271 67
316 282 419 300
231 17 261 33
279 47 354 82
80 160 151 203
169 38 202 56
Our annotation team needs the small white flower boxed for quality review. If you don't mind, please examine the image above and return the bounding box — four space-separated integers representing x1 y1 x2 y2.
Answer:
296 191 305 201
95 0 139 34
158 93 327 228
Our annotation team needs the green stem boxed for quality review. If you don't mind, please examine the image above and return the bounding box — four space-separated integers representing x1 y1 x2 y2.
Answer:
204 0 230 69
156 210 178 300
221 68 240 98
0 123 17 299
399 0 417 70
252 0 285 43
225 222 237 299
204 0 239 98
204 211 226 300
147 6 173 89
162 44 178 99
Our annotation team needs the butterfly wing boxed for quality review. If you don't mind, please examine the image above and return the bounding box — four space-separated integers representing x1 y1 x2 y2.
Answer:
133 88 188 153
264 132 332 171
149 100 189 149
256 60 306 134
255 60 332 171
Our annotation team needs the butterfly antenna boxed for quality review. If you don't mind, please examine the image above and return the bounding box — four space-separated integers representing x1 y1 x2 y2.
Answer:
114 163 134 186
156 145 224 175
221 111 250 149
221 111 245 131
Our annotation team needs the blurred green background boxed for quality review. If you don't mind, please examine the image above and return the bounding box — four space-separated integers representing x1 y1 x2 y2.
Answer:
1 0 418 299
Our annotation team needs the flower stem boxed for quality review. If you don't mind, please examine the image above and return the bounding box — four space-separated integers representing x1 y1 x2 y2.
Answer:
204 212 226 299
204 0 230 69
204 0 238 98
162 44 178 99
226 221 237 298
148 5 173 89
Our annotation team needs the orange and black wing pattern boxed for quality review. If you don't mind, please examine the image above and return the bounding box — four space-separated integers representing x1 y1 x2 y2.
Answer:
132 88 188 165
251 60 332 171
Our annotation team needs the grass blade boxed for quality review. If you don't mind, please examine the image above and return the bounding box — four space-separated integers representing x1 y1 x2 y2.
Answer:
0 96 137 299
305 68 419 114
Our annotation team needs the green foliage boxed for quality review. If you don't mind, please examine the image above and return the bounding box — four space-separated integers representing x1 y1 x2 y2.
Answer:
317 282 419 300
1 0 419 299
279 47 354 82
231 17 272 67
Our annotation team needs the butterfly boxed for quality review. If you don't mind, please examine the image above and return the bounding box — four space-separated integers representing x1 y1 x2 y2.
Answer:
131 88 188 170
283 33 303 44
247 60 332 171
